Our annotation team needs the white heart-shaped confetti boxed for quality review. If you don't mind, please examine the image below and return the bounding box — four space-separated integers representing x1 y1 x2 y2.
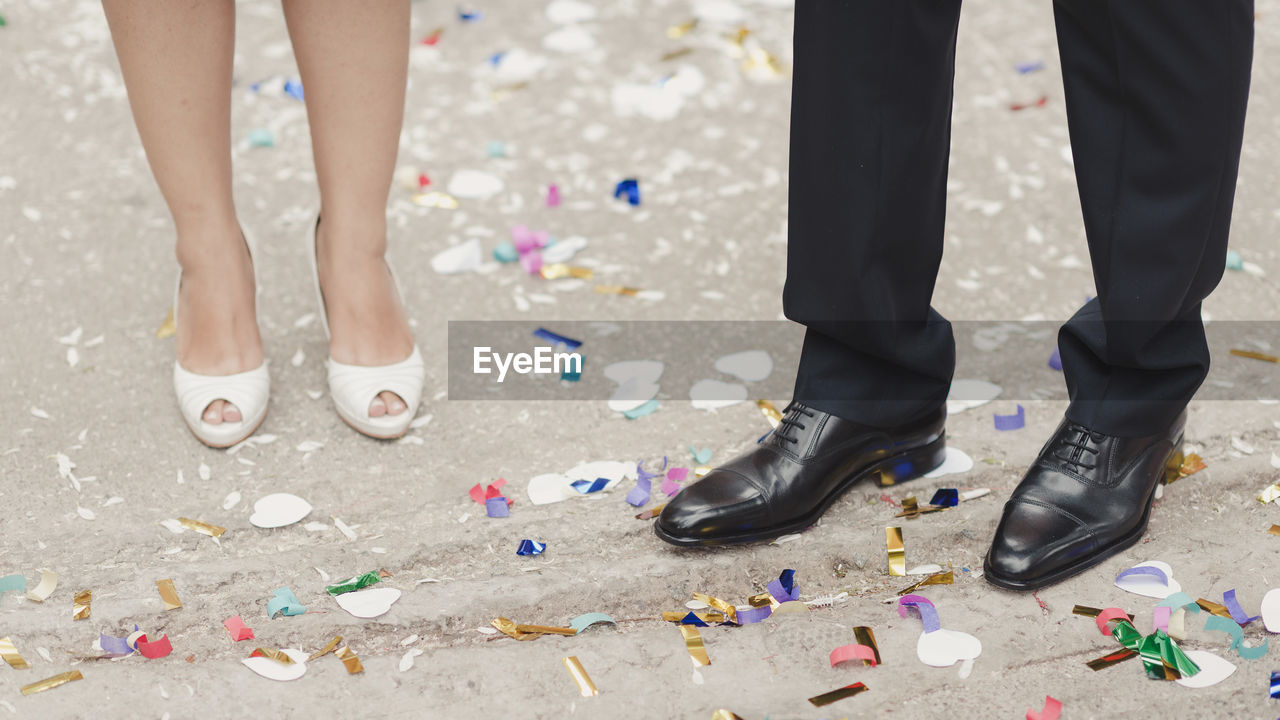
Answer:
545 0 597 23
527 473 576 505
242 648 308 681
542 25 596 53
447 170 504 200
1260 588 1280 633
916 629 982 668
249 493 313 529
714 350 774 383
335 588 402 619
430 238 483 275
923 447 974 478
1175 650 1235 688
603 360 664 385
1114 560 1181 599
945 379 1002 414
690 379 748 410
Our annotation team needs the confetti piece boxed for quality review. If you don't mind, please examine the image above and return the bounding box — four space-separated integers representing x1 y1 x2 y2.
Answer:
898 595 942 634
829 643 877 668
247 128 274 148
0 638 29 669
667 19 698 38
613 178 641 206
662 610 724 624
1114 561 1181 599
885 526 906 576
571 478 610 494
223 616 255 642
448 169 503 199
326 572 382 596
563 656 599 697
242 648 308 682
335 645 364 674
1223 589 1260 626
854 626 882 665
928 488 959 507
623 399 659 418
994 405 1026 430
692 592 738 624
807 682 868 707
432 238 484 274
178 517 226 538
413 191 459 209
516 539 546 556
458 6 482 21
714 350 773 382
251 648 296 665
1272 670 1280 698
625 474 652 507
768 569 799 603
1026 695 1061 720
248 493 313 529
25 570 56 602
334 588 401 619
1174 650 1235 688
283 78 304 101
711 711 744 720
679 625 710 666
546 184 561 207
137 634 172 659
492 617 577 640
568 613 616 634
896 570 954 596
1229 348 1279 363
307 637 342 662
20 671 82 696
485 496 511 517
0 574 25 596
399 648 423 671
267 588 306 618
157 579 182 610
72 590 90 621
1010 95 1048 111
1016 60 1045 74
1204 614 1269 660
635 503 666 520
156 308 176 339
1085 648 1138 671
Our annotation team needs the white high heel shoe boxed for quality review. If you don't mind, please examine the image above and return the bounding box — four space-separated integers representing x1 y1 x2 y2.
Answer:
306 214 424 440
172 228 270 448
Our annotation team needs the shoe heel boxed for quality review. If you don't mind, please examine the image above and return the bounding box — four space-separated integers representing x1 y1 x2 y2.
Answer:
876 435 947 487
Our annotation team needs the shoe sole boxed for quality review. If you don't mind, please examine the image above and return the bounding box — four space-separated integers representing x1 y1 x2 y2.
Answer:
654 434 948 547
182 406 269 450
982 438 1184 592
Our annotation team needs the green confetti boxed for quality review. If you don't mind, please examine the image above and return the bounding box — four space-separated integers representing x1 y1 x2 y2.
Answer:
326 571 382 596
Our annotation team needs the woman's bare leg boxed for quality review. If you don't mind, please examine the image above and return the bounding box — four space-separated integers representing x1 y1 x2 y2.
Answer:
281 0 414 418
102 0 261 424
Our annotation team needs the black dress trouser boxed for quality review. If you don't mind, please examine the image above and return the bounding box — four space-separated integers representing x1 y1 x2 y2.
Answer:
784 0 1253 437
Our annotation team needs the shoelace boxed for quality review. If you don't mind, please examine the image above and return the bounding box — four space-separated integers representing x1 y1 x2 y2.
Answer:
774 402 816 445
1052 424 1105 471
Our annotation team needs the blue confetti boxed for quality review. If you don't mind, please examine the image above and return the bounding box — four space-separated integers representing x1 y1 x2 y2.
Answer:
516 539 546 556
613 178 641 206
458 6 483 22
623 399 659 419
283 78 304 101
1048 347 1062 371
928 488 959 507
571 477 610 494
1015 60 1045 74
267 587 306 618
690 446 712 464
532 327 583 350
993 404 1025 431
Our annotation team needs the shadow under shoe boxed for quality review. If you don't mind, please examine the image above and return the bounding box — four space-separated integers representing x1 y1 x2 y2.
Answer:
984 412 1186 591
655 402 947 547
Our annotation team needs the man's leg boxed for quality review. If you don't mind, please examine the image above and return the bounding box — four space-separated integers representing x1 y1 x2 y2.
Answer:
656 0 961 547
785 0 961 427
985 0 1252 590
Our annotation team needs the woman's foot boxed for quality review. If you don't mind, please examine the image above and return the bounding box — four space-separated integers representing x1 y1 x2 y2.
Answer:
175 225 263 424
314 215 415 418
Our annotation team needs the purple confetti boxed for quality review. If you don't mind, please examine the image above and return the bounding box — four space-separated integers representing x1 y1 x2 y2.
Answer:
485 496 510 518
1223 589 1260 626
993 404 1026 431
1048 347 1062 371
625 476 652 507
1016 60 1045 74
1114 565 1168 586
659 478 681 497
898 594 941 633
736 605 773 624
767 569 799 603
99 632 136 657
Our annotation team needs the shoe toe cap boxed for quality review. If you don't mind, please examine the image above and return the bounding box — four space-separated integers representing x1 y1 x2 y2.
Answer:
986 499 1095 585
656 470 768 542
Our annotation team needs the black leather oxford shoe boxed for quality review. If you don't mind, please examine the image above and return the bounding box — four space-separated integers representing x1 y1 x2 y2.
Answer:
984 412 1186 591
654 402 947 546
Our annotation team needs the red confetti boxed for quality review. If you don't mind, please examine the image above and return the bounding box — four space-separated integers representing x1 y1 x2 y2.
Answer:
1026 695 1062 720
137 634 173 659
417 173 431 189
1010 95 1049 111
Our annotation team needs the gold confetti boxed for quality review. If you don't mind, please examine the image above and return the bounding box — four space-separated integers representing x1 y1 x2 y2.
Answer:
662 610 726 624
335 645 364 674
885 526 905 576
490 81 529 101
896 570 954 596
0 637 30 669
666 19 698 38
251 648 295 665
72 590 90 621
807 681 868 707
894 495 946 519
26 569 57 603
1229 348 1279 363
756 399 782 428
178 517 226 538
660 47 693 62
694 465 712 478
593 284 641 296
539 263 594 280
679 625 710 666
156 578 182 610
491 617 577 640
156 308 176 339
742 47 786 77
691 593 738 624
307 636 342 662
411 191 459 209
635 503 666 520
729 27 750 45
711 711 744 720
747 591 773 608
1195 599 1234 619
1072 605 1134 621
1258 483 1280 504
562 656 598 697
1086 649 1138 671
1179 453 1206 477
853 626 881 666
1270 524 1280 536
20 670 82 696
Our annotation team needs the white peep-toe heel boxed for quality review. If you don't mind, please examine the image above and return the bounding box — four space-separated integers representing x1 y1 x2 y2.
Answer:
172 228 270 448
306 214 424 439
